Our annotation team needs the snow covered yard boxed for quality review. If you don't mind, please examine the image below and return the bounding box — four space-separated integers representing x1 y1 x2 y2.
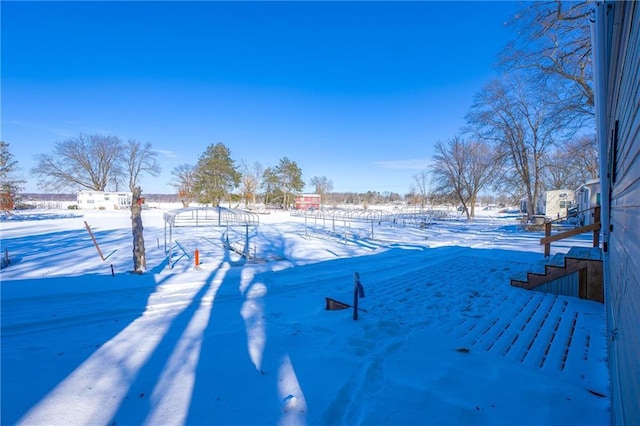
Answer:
1 208 609 425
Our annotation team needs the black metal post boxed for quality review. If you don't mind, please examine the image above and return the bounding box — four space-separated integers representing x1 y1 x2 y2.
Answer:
353 272 365 320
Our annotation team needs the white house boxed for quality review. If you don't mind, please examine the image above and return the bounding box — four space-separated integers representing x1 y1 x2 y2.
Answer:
77 191 132 210
536 189 575 219
576 179 600 225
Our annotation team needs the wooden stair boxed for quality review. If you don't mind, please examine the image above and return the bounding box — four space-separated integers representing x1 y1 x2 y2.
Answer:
510 247 604 303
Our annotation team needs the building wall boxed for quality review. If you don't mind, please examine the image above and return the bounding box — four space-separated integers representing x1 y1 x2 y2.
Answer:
536 189 575 219
77 191 133 210
597 2 640 424
0 191 15 210
577 180 601 226
294 194 321 210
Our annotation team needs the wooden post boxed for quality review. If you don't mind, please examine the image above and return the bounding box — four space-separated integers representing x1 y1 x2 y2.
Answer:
84 221 105 261
195 249 199 268
544 222 552 257
593 206 601 248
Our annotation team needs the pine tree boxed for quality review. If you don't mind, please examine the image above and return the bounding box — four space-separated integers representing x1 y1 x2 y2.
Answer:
194 143 240 206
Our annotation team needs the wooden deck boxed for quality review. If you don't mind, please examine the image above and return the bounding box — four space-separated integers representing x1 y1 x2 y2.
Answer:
443 287 607 394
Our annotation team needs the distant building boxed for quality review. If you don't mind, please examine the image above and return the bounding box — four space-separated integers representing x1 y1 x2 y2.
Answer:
0 191 14 210
294 194 321 210
77 191 132 210
576 179 600 226
536 189 575 219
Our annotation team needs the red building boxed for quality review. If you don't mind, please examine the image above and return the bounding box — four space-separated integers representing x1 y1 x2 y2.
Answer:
0 191 14 210
294 194 321 210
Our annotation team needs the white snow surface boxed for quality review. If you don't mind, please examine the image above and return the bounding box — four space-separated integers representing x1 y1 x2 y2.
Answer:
1 208 610 425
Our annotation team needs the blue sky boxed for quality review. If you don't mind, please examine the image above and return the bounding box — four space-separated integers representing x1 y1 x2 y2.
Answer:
2 1 521 195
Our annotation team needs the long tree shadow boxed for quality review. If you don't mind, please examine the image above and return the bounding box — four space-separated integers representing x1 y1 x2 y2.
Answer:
107 262 226 425
0 271 159 425
184 244 283 424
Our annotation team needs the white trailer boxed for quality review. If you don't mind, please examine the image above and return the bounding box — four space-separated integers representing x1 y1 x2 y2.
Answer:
77 191 132 210
576 179 601 225
536 189 575 220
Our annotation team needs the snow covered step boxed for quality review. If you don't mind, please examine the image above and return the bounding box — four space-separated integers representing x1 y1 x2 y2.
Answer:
566 246 602 260
545 253 567 267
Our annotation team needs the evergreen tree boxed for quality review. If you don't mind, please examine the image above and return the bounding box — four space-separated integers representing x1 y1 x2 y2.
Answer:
0 141 23 194
194 142 240 206
274 157 304 209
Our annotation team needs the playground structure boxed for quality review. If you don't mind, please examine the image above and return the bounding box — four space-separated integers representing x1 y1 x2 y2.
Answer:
163 207 260 268
291 207 447 241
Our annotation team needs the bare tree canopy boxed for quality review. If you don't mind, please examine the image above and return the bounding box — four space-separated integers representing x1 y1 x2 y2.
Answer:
310 176 333 199
32 134 124 192
542 134 599 190
466 74 570 219
124 139 161 192
31 133 163 193
170 163 197 207
500 1 593 123
240 160 264 207
431 137 497 219
411 170 431 208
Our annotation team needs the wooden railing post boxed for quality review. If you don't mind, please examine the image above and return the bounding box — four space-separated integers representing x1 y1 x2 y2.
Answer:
593 206 601 248
540 206 602 255
544 221 552 257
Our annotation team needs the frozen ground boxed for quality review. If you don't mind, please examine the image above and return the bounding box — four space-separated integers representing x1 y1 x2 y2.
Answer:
0 207 609 425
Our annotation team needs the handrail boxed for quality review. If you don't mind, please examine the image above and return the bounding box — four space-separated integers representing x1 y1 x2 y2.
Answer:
541 206 601 257
545 206 597 225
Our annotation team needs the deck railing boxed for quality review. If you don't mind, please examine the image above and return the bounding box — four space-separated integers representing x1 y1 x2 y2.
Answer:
540 206 601 257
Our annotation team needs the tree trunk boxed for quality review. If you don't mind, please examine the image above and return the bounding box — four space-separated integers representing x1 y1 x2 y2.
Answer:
131 186 146 273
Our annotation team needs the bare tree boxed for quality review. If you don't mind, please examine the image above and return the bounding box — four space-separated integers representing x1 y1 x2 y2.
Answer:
124 139 161 192
170 164 197 207
240 160 264 207
500 1 594 123
412 170 431 209
565 134 599 182
431 137 497 220
466 75 567 219
309 176 333 202
32 134 124 191
541 134 599 191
